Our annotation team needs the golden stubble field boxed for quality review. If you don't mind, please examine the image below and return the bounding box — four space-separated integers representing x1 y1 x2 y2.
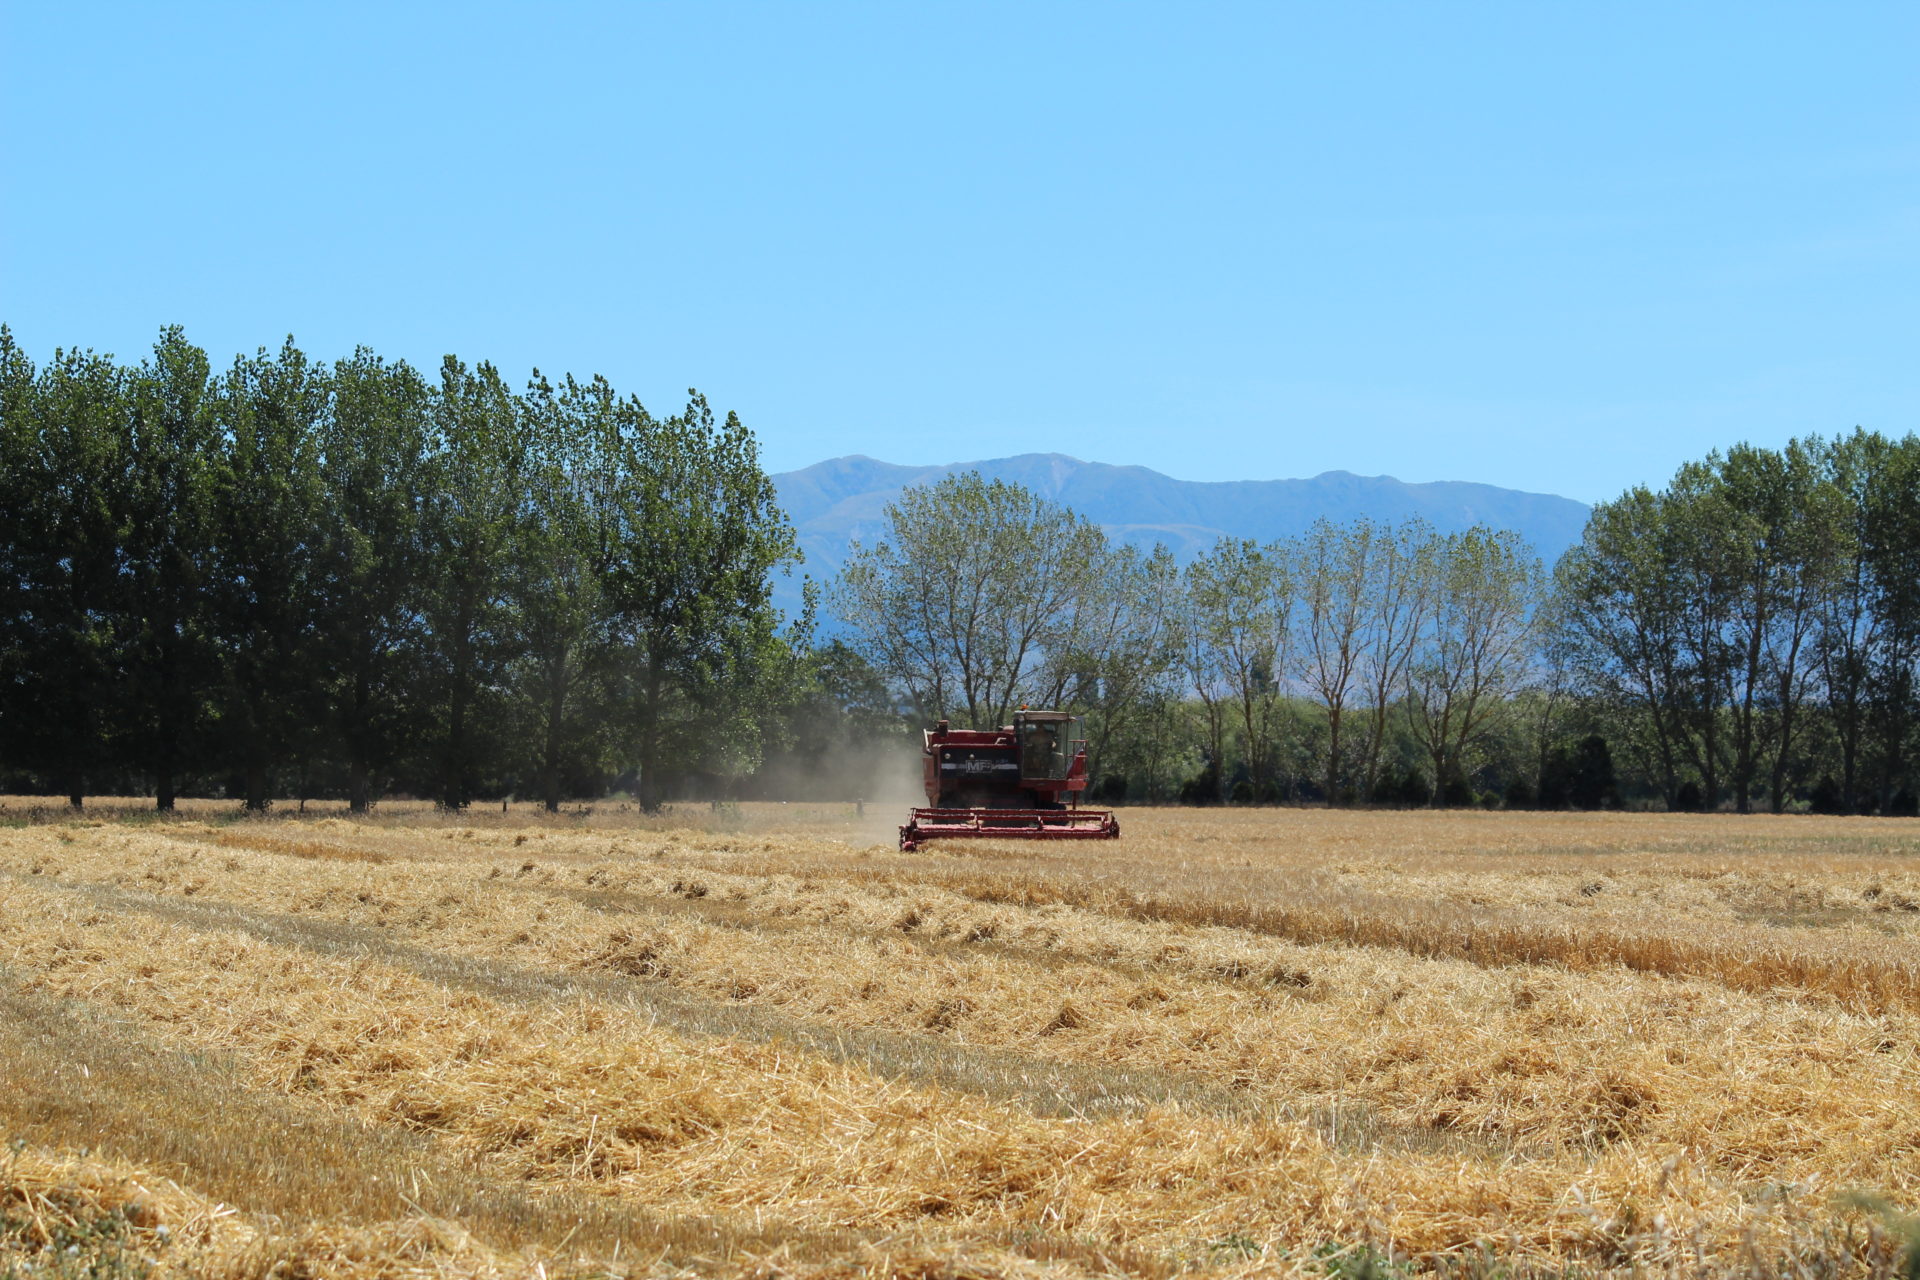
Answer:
2 801 1917 1278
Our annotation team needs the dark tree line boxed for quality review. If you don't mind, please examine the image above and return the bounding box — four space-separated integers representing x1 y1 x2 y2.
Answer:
0 327 818 811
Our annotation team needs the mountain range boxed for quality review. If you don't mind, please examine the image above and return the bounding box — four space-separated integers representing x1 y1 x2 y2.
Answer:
771 453 1592 617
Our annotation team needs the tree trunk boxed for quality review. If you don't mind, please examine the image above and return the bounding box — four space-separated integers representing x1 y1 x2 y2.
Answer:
1361 702 1391 803
1840 734 1858 814
156 640 183 812
638 725 661 813
1769 682 1798 815
442 610 473 811
637 666 665 812
349 763 370 815
1733 612 1764 815
1324 709 1343 807
543 673 566 814
1533 697 1558 798
245 761 269 812
1203 697 1225 802
1698 703 1721 812
443 683 468 810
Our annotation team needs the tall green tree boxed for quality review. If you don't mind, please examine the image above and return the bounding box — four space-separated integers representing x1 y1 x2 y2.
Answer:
420 357 527 808
607 392 799 809
1182 539 1291 797
1859 433 1920 807
0 328 30 783
1556 488 1691 807
1173 565 1230 801
116 328 220 810
1816 431 1885 811
511 373 627 811
0 333 124 805
207 339 329 810
1561 434 1918 812
1710 441 1845 812
1355 519 1433 801
832 472 1107 731
1404 527 1545 803
317 348 432 812
1292 518 1372 804
1036 542 1181 785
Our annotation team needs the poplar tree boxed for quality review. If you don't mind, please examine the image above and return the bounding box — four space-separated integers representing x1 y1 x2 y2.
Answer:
1039 542 1181 785
1557 487 1694 808
1183 539 1291 797
1404 528 1544 803
116 328 219 810
512 373 627 811
0 333 123 805
1860 434 1920 807
1710 441 1845 812
833 472 1110 731
606 392 799 809
1560 432 1920 812
1292 518 1372 804
1354 520 1433 802
317 349 432 812
208 339 329 810
421 357 526 808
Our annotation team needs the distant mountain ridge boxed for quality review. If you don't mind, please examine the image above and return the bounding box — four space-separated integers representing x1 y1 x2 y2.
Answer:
772 454 1591 615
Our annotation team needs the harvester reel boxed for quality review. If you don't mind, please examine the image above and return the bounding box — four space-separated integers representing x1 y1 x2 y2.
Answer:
898 806 1120 852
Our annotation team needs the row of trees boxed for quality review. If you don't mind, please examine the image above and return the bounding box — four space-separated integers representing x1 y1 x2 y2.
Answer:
1559 432 1920 814
0 327 810 810
835 436 1920 814
833 473 1552 806
4 325 1914 814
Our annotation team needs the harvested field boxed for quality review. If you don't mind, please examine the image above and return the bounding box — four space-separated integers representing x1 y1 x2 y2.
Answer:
2 803 1917 1278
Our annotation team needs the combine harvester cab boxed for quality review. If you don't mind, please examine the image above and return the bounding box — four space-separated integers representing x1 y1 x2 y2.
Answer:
899 710 1120 851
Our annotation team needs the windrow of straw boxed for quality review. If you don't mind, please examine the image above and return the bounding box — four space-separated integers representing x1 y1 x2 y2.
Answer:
0 1141 559 1280
844 860 1920 1014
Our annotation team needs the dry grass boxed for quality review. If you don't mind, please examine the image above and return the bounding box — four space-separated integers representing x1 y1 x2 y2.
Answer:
3 803 1918 1278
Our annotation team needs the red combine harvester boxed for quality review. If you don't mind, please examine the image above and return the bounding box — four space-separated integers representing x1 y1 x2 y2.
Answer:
898 709 1120 851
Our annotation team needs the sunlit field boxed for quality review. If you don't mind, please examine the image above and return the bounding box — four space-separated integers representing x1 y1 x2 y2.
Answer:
3 801 1917 1278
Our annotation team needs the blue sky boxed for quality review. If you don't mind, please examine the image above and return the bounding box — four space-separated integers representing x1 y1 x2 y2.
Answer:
3 1 1913 503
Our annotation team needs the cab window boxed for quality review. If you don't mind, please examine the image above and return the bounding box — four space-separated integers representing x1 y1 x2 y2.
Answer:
1017 716 1072 779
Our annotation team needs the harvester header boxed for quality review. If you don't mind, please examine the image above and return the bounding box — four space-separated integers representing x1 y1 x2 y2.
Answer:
898 710 1120 851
